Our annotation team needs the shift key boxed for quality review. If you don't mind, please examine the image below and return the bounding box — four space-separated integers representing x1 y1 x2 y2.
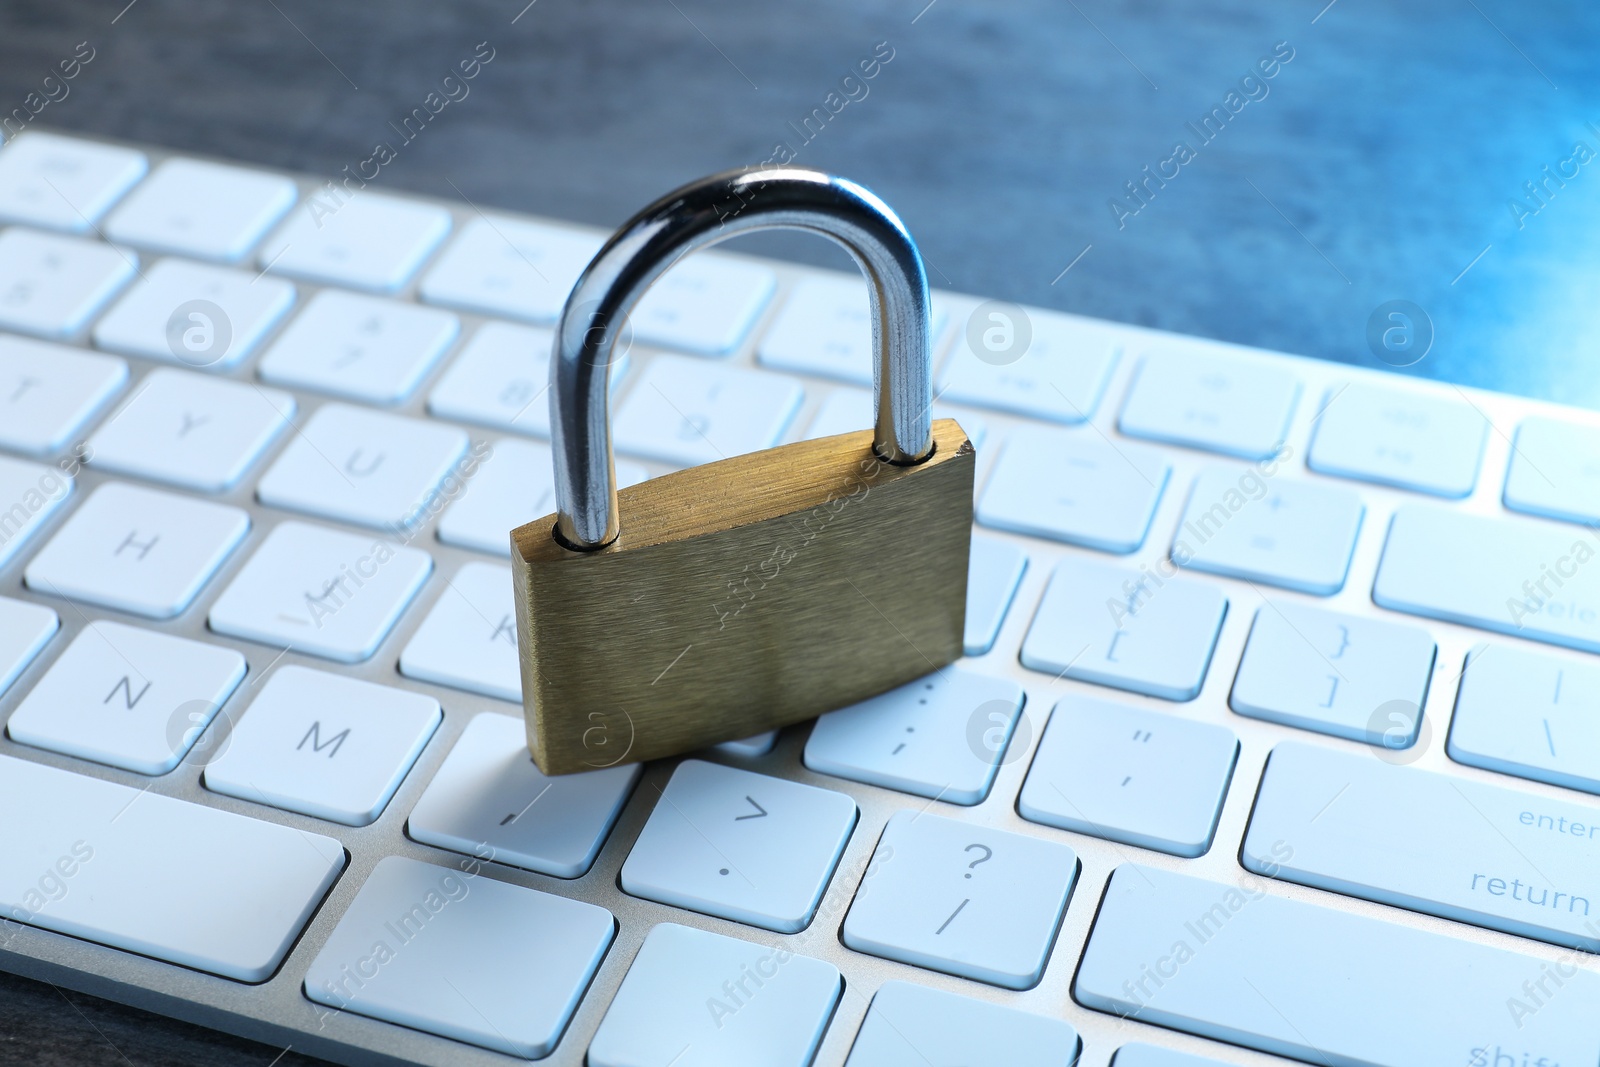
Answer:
1243 742 1600 951
1373 505 1600 653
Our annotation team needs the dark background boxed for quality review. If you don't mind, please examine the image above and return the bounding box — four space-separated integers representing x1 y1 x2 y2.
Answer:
0 0 1594 1063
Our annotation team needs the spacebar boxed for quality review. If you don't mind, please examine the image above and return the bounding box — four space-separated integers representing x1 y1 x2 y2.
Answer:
1076 865 1600 1067
0 756 345 982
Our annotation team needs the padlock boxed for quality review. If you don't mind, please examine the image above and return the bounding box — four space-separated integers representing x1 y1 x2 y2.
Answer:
511 167 974 775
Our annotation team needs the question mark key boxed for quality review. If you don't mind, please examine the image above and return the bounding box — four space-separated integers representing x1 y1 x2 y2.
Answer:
842 810 1077 989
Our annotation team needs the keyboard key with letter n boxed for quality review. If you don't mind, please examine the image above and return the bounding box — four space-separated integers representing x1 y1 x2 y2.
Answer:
1374 504 1600 653
1076 864 1600 1067
1243 742 1600 951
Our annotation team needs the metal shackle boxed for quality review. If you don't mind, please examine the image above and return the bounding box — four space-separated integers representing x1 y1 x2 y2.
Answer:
548 167 935 550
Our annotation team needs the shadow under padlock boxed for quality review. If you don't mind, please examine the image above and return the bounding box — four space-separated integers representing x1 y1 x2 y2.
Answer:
511 167 973 775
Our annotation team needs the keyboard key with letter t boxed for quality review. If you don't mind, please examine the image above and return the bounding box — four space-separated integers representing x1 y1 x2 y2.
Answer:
1021 557 1227 701
1244 742 1600 950
1119 349 1299 459
1448 642 1600 795
1374 505 1600 653
588 923 840 1067
1076 864 1600 1067
621 760 856 933
0 754 344 982
843 810 1077 989
303 855 614 1057
0 336 126 456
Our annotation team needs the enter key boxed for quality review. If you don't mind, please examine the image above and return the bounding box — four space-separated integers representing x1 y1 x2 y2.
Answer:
1243 742 1600 951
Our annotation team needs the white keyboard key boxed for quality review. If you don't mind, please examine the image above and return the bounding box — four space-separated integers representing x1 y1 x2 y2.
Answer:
258 191 451 292
1448 642 1600 795
25 482 248 617
845 980 1080 1067
977 426 1170 552
304 855 613 1057
1173 466 1364 595
589 923 840 1067
631 252 775 355
1230 602 1436 745
91 257 295 368
257 290 458 404
418 215 602 323
400 561 520 702
1018 695 1237 857
0 335 125 455
1119 349 1300 459
804 667 1024 805
1021 557 1227 701
1077 864 1600 1067
5 621 244 775
0 133 146 231
1504 415 1600 524
406 712 639 878
621 759 856 933
613 354 802 466
965 534 1026 655
0 454 74 569
203 665 439 826
1244 742 1600 950
757 274 947 385
0 228 135 338
427 320 630 438
1308 381 1487 497
843 810 1077 989
436 437 647 557
937 305 1119 423
0 596 56 697
0 753 343 981
207 521 432 662
87 369 295 492
255 404 469 530
1374 505 1600 653
802 386 988 450
102 158 296 262
714 731 778 758
1112 1046 1229 1067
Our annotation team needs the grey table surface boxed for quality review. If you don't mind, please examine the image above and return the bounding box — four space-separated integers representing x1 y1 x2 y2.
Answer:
0 0 1595 1063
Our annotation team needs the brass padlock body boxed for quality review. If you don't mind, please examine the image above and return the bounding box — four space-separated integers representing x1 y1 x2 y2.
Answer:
512 419 973 775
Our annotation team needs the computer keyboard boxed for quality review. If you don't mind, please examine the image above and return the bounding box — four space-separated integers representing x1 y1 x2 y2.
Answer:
0 127 1597 1067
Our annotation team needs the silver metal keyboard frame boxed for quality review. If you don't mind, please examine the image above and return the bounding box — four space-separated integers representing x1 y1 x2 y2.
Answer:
0 130 1596 1067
